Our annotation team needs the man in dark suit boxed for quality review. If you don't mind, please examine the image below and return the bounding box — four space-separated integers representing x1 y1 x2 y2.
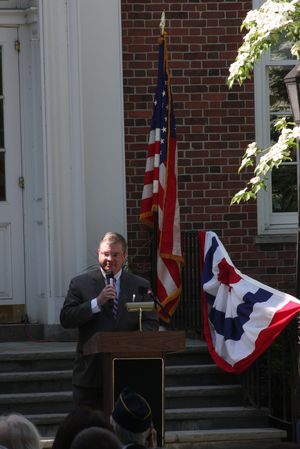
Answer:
60 231 159 408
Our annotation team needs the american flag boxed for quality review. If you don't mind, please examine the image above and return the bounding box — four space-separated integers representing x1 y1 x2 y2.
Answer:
140 33 183 322
199 230 300 373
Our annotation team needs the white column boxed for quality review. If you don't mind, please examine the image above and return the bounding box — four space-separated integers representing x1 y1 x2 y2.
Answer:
39 0 126 323
39 0 86 323
78 0 127 267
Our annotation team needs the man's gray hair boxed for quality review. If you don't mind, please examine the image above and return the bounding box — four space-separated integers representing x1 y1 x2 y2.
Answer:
0 414 41 449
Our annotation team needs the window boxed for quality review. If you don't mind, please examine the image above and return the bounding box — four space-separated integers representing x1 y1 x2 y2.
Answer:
254 1 298 235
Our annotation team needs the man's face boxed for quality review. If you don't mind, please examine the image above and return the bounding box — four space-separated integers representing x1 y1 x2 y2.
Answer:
98 241 126 274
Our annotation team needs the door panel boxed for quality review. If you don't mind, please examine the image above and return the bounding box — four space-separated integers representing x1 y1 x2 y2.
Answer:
0 27 25 304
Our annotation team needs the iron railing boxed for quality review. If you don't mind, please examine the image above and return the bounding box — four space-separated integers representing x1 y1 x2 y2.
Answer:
241 319 299 440
171 231 203 335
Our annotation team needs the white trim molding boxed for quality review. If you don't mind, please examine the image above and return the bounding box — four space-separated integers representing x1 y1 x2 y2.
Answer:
0 7 37 25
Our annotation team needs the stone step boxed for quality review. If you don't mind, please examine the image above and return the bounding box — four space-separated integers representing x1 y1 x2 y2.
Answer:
165 384 243 408
0 342 75 373
30 418 289 447
0 338 287 448
166 341 213 366
0 391 73 415
0 324 77 342
40 437 53 449
28 413 69 438
165 364 240 386
164 427 287 449
40 427 287 449
0 370 73 393
165 406 270 431
41 438 53 449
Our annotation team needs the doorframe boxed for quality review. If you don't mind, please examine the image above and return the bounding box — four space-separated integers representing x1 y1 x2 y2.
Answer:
0 6 45 323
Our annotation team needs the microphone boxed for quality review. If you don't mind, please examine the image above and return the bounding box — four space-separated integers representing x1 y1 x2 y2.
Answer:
138 286 170 320
105 270 114 286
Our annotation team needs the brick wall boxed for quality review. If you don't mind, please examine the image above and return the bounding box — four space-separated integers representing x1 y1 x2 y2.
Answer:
121 0 297 296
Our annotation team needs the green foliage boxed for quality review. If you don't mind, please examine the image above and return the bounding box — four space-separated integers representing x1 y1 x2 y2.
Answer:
228 0 300 88
228 0 300 204
231 118 300 204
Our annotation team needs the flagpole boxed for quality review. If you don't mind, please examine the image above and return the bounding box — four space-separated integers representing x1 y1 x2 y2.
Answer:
151 211 158 297
151 12 166 296
140 11 183 322
160 10 165 36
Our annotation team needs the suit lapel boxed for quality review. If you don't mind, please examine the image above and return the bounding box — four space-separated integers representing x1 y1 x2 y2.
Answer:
90 270 105 296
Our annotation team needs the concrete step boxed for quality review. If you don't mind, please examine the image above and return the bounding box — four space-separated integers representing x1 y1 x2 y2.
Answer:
0 342 75 373
39 427 287 449
164 427 287 449
165 385 243 408
0 324 77 342
165 406 270 431
0 391 73 415
166 340 213 366
28 413 69 438
0 337 288 448
0 370 73 393
165 364 240 386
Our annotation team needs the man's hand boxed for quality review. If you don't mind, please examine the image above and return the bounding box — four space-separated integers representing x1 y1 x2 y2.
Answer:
97 285 116 306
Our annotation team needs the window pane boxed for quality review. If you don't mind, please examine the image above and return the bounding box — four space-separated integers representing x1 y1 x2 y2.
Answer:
270 113 294 146
270 38 297 61
0 151 5 201
269 66 297 213
269 66 292 112
272 165 297 212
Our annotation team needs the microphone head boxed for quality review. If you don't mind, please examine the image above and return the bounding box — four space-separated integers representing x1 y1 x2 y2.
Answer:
105 270 115 286
105 270 114 279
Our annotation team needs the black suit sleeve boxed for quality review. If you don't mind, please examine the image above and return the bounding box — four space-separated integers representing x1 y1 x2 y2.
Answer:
60 276 95 329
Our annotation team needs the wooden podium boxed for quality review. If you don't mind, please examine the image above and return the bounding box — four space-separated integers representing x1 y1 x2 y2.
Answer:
83 331 185 446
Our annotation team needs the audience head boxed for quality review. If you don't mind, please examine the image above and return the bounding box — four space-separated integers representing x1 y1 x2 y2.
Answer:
111 387 153 447
52 406 112 449
70 427 121 449
0 413 41 449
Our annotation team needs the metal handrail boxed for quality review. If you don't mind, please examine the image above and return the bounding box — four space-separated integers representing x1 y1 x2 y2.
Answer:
241 319 299 440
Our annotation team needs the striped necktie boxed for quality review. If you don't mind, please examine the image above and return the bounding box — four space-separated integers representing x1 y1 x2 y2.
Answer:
112 278 118 319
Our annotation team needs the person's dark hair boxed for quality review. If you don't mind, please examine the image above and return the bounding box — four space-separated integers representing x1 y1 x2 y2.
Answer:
52 406 113 449
70 427 121 449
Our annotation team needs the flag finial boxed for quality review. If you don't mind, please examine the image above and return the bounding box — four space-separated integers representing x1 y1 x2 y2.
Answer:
159 10 166 36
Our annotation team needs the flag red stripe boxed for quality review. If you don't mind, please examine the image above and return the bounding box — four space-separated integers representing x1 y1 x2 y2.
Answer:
140 33 183 322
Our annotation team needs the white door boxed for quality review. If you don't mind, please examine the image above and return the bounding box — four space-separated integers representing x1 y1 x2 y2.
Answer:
0 27 25 305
